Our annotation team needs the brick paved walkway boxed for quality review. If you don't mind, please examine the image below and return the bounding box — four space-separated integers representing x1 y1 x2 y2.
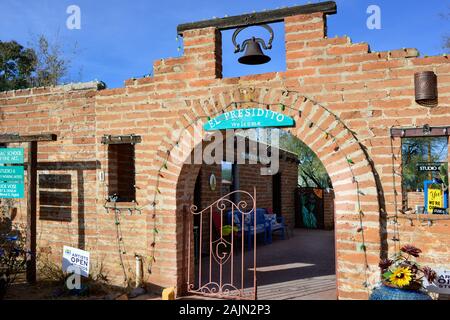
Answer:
253 229 336 300
185 228 336 300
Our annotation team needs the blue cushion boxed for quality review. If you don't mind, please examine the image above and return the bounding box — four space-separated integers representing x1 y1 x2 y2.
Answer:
245 224 266 233
226 210 242 226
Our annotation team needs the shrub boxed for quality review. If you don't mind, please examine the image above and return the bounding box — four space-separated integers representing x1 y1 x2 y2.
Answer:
0 219 27 299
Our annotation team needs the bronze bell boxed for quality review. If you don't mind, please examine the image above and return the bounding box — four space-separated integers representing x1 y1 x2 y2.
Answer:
238 37 271 65
232 24 274 65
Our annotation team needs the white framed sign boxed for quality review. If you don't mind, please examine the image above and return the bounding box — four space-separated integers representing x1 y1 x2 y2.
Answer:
62 246 90 278
425 269 450 294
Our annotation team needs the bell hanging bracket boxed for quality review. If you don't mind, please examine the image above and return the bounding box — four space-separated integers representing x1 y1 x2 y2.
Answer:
232 24 274 65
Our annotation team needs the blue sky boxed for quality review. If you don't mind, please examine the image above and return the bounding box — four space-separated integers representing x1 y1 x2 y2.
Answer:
1 0 448 88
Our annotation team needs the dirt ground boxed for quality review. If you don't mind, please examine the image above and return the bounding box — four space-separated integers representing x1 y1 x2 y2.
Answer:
2 273 149 300
4 278 117 300
4 229 335 300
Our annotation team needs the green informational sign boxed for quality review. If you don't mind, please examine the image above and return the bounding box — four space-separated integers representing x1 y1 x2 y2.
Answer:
0 148 25 199
0 182 24 199
0 148 24 164
203 108 295 131
0 166 24 182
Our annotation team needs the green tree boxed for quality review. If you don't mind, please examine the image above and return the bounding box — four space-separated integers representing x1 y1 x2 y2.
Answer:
441 7 450 50
242 128 331 188
31 35 69 87
0 40 37 91
278 130 332 188
402 137 448 191
0 35 72 91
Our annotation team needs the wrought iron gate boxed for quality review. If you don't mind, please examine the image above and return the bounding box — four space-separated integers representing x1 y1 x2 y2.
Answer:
186 188 257 300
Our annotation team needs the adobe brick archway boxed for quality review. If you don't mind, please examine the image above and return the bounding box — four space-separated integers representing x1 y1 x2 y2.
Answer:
152 87 384 299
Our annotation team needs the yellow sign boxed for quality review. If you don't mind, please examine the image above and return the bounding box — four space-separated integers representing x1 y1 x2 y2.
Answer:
428 187 443 213
162 287 175 300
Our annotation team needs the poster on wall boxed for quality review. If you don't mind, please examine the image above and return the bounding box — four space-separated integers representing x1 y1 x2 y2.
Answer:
427 187 443 213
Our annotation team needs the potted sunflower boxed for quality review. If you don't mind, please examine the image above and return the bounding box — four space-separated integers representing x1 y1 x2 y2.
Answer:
370 244 437 300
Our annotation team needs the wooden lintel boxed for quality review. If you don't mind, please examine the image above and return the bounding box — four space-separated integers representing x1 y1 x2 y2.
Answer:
391 126 450 138
101 135 142 145
177 1 337 35
0 133 57 144
104 201 137 210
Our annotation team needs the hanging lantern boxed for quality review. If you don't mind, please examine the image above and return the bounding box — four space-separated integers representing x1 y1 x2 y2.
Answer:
232 24 274 65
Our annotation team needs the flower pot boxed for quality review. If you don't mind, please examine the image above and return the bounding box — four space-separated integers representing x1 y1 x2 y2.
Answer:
369 284 432 300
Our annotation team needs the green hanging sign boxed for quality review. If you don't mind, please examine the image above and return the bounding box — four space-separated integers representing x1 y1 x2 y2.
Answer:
0 148 25 199
0 148 24 164
0 166 24 182
203 108 295 131
0 182 24 199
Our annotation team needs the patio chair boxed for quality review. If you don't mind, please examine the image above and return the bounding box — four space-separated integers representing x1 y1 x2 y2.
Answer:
264 208 287 243
226 208 270 249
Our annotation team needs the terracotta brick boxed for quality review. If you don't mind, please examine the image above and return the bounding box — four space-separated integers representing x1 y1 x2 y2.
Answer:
327 43 369 55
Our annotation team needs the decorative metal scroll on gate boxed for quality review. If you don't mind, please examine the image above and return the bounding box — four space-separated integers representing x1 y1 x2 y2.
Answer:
187 188 257 300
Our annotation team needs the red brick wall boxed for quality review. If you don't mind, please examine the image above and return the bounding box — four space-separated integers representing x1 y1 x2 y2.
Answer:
0 83 99 273
236 160 298 227
324 189 335 230
1 8 449 299
237 163 272 209
407 192 425 211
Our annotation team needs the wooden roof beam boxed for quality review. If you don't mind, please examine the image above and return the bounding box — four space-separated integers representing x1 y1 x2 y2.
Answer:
177 1 337 35
391 126 450 138
0 134 57 144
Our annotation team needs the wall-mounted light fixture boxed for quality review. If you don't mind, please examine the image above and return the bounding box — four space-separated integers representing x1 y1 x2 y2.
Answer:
423 124 431 135
414 71 437 106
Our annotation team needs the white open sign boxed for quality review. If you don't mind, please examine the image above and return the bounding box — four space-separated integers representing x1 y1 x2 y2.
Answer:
425 269 450 294
62 245 90 278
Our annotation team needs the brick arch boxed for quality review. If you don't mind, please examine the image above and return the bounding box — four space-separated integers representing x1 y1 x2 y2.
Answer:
152 87 381 299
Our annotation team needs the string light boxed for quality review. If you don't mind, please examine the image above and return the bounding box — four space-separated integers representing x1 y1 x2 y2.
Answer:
389 131 401 251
